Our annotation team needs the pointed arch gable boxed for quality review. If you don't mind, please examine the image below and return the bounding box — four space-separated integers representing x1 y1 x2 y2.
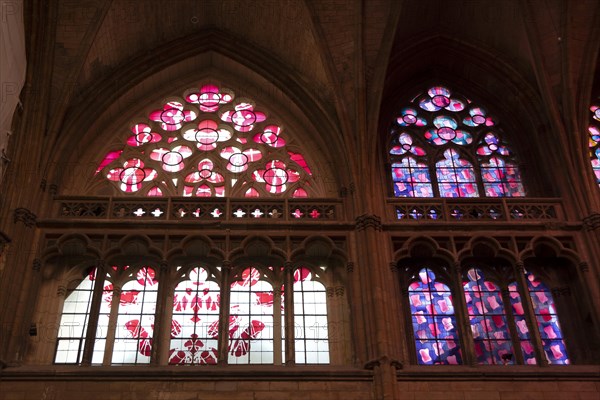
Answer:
46 30 344 198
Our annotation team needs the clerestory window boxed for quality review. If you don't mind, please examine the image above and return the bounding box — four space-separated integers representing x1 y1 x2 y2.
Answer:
389 86 526 198
405 266 569 366
589 101 600 188
54 264 334 366
95 85 312 198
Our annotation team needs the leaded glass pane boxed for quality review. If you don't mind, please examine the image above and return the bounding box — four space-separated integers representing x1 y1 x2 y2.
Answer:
408 268 462 365
169 267 220 365
228 268 274 364
293 268 329 364
463 269 514 365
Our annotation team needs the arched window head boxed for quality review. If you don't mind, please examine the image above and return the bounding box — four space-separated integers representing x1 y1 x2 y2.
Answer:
389 85 526 198
97 85 313 198
589 102 600 187
408 268 462 365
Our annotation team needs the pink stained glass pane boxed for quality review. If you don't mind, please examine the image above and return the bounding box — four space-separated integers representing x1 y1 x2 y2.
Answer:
111 267 158 364
288 152 312 175
96 150 123 175
589 106 600 187
507 282 537 365
391 158 433 197
147 186 163 196
169 267 220 365
245 187 260 198
481 157 525 197
254 125 286 148
55 268 97 364
292 188 308 198
409 268 462 365
463 269 514 365
436 150 479 198
525 273 569 365
228 268 274 364
293 268 329 364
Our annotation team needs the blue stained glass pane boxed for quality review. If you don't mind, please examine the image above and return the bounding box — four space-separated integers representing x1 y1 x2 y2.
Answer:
391 159 433 197
436 150 479 197
409 268 462 365
474 339 514 365
481 157 525 197
542 340 569 364
464 269 513 365
420 98 440 112
433 115 458 129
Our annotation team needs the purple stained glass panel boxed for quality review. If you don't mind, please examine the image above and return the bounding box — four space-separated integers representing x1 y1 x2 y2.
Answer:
391 158 433 197
409 268 462 365
463 269 514 364
525 273 569 364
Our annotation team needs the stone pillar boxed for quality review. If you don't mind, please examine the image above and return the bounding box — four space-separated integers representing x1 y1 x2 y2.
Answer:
354 214 402 400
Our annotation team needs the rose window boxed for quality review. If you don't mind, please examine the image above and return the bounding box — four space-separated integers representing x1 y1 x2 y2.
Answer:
97 84 312 197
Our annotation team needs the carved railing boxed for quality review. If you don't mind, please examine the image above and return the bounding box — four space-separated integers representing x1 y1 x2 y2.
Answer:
55 197 342 222
387 198 564 222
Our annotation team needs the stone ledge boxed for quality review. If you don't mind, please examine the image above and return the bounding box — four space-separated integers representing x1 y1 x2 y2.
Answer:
0 365 373 381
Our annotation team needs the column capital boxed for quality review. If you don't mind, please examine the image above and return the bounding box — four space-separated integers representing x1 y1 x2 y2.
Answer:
364 355 403 371
579 261 589 273
583 212 600 231
346 261 354 273
355 214 382 231
14 208 37 228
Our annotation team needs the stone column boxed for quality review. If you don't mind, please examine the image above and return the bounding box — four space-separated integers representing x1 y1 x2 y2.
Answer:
354 214 402 400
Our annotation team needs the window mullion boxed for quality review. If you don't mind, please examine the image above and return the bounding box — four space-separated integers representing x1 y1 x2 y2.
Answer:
153 262 171 365
102 284 122 365
80 262 106 366
284 262 295 365
453 264 476 365
500 283 525 365
217 261 232 364
513 262 548 366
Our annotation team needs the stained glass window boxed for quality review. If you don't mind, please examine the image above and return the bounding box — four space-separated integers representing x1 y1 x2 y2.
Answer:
524 273 569 364
97 84 313 198
463 269 514 365
54 268 97 364
293 267 329 364
589 103 600 187
55 263 334 365
228 268 274 364
111 267 158 364
408 268 462 365
170 267 220 365
436 149 479 198
389 85 526 197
